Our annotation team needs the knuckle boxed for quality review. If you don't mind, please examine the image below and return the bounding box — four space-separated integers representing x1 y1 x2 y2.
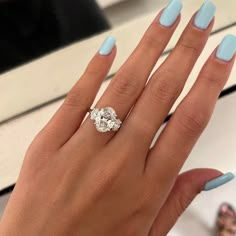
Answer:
175 104 210 137
178 39 201 56
142 32 161 50
110 73 141 103
173 200 186 218
85 60 105 77
150 70 182 103
201 72 224 90
64 87 89 109
85 54 107 76
174 192 194 218
85 65 100 76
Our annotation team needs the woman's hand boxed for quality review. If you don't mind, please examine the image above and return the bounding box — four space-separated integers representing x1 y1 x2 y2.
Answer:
1 1 235 235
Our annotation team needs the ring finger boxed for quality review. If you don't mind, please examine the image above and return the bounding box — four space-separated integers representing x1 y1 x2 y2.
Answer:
71 0 183 149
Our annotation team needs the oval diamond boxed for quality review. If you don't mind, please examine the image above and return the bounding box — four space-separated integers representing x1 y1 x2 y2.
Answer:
90 107 121 132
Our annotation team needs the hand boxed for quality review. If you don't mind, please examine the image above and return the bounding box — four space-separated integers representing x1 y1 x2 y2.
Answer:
1 1 235 235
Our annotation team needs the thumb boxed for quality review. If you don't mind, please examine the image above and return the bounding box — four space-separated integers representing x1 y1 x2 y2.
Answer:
149 168 223 236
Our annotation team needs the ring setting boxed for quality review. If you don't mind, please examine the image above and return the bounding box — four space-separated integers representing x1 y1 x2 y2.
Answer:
90 107 122 133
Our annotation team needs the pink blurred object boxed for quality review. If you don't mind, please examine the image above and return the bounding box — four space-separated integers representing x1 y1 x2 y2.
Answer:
217 203 236 236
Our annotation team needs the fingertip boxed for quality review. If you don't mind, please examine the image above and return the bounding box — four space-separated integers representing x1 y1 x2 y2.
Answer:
215 35 236 62
193 0 216 30
204 172 235 191
158 0 183 28
203 44 235 74
177 168 223 192
155 8 181 30
188 11 215 34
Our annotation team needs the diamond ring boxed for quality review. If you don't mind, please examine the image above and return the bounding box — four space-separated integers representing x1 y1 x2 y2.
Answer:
89 107 122 133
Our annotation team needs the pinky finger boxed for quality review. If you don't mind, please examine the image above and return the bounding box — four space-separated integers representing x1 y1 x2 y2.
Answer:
149 168 223 236
32 36 117 151
147 35 236 182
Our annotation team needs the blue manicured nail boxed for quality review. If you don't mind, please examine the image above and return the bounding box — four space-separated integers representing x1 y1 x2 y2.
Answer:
159 0 183 27
99 36 116 56
204 172 235 191
216 35 236 62
194 1 216 30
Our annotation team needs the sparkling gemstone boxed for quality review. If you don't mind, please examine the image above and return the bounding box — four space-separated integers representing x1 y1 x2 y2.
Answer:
90 107 121 132
101 107 116 120
116 119 122 125
96 119 110 132
99 108 105 116
107 120 115 129
100 119 107 127
103 112 111 120
90 108 100 120
112 119 122 131
95 116 101 124
106 107 116 116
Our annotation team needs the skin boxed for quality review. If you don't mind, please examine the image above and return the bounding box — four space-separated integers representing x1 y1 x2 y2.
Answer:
0 9 235 236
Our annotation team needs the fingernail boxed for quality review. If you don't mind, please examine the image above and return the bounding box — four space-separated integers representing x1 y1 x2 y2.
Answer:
194 0 216 30
216 35 236 62
99 36 116 56
204 172 235 191
159 0 183 27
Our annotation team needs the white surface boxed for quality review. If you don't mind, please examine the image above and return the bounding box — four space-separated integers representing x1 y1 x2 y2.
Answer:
97 0 127 8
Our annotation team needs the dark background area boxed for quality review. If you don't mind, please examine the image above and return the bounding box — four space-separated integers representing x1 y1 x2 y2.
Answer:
0 0 110 73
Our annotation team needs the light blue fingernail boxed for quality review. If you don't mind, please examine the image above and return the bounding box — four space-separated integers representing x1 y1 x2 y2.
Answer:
204 172 235 191
216 35 236 62
159 0 183 27
99 36 116 56
194 1 216 30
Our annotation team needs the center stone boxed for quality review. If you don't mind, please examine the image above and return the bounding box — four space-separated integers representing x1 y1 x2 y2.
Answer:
91 107 121 132
96 119 110 132
102 108 116 119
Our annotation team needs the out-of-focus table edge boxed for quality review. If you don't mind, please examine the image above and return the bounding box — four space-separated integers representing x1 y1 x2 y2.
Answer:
97 0 128 8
